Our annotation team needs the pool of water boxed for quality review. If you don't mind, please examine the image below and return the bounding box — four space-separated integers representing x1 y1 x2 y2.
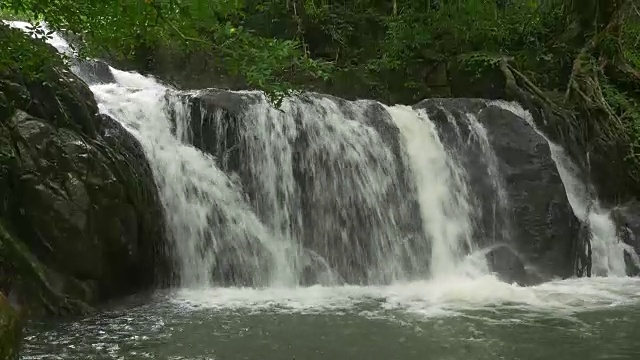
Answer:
21 276 640 360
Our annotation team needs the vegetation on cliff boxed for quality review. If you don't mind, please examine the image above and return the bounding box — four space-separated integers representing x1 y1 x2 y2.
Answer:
2 1 640 198
1 0 332 103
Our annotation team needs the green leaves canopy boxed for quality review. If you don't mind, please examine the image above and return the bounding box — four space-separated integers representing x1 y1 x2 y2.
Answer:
0 0 332 103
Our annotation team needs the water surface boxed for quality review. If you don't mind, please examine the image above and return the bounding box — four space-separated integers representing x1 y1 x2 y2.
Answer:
22 276 640 360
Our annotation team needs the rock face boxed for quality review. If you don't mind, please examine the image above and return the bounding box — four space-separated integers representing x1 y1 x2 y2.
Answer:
71 59 116 85
415 99 582 280
611 202 640 275
0 26 168 316
484 244 543 286
0 292 20 360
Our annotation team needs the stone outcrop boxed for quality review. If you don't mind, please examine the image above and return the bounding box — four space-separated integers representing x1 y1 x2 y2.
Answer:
0 25 169 316
611 201 640 275
415 99 583 281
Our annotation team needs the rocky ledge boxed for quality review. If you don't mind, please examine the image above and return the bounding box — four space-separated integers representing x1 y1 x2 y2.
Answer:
0 24 169 330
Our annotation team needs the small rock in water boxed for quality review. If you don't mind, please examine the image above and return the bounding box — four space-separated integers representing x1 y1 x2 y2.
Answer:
484 244 533 286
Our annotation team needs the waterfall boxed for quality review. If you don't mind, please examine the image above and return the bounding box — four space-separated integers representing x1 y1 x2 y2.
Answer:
91 70 301 287
548 145 627 276
385 105 476 277
9 19 636 289
175 93 428 284
493 101 628 277
89 72 514 286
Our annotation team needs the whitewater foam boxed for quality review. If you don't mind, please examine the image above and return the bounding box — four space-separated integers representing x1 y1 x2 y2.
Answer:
171 276 640 319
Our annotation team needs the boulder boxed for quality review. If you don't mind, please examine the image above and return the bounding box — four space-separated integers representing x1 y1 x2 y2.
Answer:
0 26 169 316
72 59 116 85
299 249 343 286
414 98 582 279
611 202 640 251
484 244 542 286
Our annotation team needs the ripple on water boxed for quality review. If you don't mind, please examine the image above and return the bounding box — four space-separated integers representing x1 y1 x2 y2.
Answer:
21 277 640 360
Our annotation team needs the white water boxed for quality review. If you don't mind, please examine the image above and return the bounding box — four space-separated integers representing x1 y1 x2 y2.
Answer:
237 96 416 283
7 20 640 319
4 21 71 54
493 101 628 277
386 105 476 277
173 277 640 319
92 71 299 287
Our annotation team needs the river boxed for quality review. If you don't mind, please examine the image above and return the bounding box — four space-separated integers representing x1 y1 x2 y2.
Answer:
22 277 640 359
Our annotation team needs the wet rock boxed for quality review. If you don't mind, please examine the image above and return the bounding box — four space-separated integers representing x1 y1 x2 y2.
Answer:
170 90 260 175
415 99 581 280
210 243 271 287
0 28 169 316
0 292 20 360
612 202 640 251
611 201 640 276
72 59 116 85
485 244 541 286
299 249 343 286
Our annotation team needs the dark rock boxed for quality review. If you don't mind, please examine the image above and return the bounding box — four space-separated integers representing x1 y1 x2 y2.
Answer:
72 59 116 85
0 29 169 316
611 202 640 252
611 201 640 276
172 90 260 176
485 244 542 286
414 98 582 280
299 249 343 286
0 292 20 360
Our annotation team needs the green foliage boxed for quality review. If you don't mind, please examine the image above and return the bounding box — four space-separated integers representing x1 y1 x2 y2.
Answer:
602 80 640 172
0 0 332 104
239 0 574 102
459 53 502 79
1 0 638 107
0 23 63 81
621 5 640 69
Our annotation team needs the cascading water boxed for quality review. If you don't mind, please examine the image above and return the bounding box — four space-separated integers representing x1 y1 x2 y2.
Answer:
175 93 429 284
9 20 637 288
494 101 629 277
385 105 477 277
549 145 627 276
91 71 301 287
88 74 516 286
